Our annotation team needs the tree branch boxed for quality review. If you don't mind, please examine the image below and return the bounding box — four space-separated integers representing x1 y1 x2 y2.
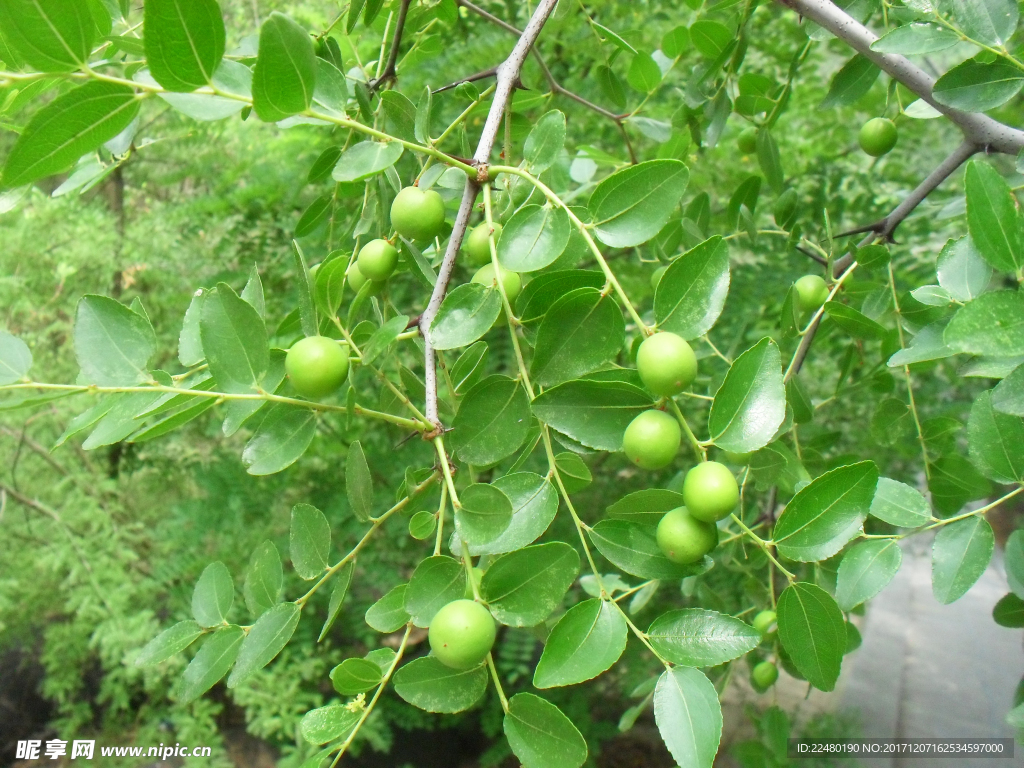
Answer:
369 0 412 90
777 0 1024 154
418 0 560 430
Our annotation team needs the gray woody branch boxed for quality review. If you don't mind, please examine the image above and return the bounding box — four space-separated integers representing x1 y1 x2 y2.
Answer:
418 0 560 431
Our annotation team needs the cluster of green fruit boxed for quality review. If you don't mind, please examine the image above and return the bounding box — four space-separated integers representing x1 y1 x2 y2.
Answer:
750 609 779 691
463 220 522 304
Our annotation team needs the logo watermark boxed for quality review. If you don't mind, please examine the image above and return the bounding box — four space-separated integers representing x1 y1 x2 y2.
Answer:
16 740 212 760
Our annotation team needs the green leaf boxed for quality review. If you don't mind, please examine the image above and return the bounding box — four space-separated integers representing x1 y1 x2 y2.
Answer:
1005 530 1024 598
869 477 931 527
756 129 784 193
380 90 416 140
939 0 1018 46
589 160 689 248
365 584 410 633
290 503 330 580
0 331 31 384
836 539 902 611
648 608 761 667
524 110 566 174
135 620 204 667
143 0 225 91
222 350 285 437
887 321 954 367
319 560 355 641
590 519 711 580
295 194 332 238
530 288 625 387
346 441 374 522
555 452 592 493
300 704 359 745
504 693 588 768
825 301 887 340
871 23 960 54
965 160 1023 274
332 140 404 182
465 472 559 556
244 540 283 618
774 462 877 562
534 599 627 688
242 405 317 475
690 20 732 59
532 379 653 451
456 482 513 546
932 516 994 604
228 602 300 687
174 625 244 704
428 283 502 350
481 542 580 627
192 561 234 627
992 363 1024 415
993 593 1024 627
73 295 155 387
928 454 992 516
450 341 489 395
252 12 317 122
968 390 1024 482
404 556 465 628
498 204 570 273
394 656 488 713
361 314 407 366
0 0 94 71
937 236 992 301
933 60 1024 112
331 657 382 694
709 338 786 453
944 291 1024 356
654 667 722 768
628 51 662 93
414 86 432 144
777 582 845 691
291 240 318 337
654 236 730 340
516 270 605 327
607 489 685 525
451 375 531 466
200 283 269 390
819 55 879 109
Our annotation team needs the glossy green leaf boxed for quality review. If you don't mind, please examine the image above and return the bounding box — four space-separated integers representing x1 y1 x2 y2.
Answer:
648 608 761 667
174 625 244 704
456 482 513 546
606 489 685 525
73 296 155 387
887 321 954 366
654 236 730 340
965 160 1023 273
222 350 285 437
554 451 592 493
993 593 1024 627
532 379 653 451
451 375 531 465
825 301 887 340
937 236 992 302
534 599 627 688
252 12 317 122
331 657 382 694
228 602 300 686
244 540 283 618
0 332 30 384
628 51 662 93
774 462 877 561
932 516 994 604
690 20 732 59
404 556 465 628
968 391 1024 482
933 61 1024 112
242 405 316 475
346 440 373 522
944 291 1024 356
870 23 960 54
481 542 579 627
939 0 1018 46
777 582 845 691
429 283 502 350
820 54 878 109
504 693 588 768
289 503 330 580
300 704 359 745
654 667 722 768
331 140 404 182
869 477 931 527
836 539 902 611
992 363 1024 415
465 472 559 556
590 519 711 580
414 86 432 144
450 341 489 394
200 283 269 390
394 656 488 713
1004 530 1024 598
192 561 234 627
135 620 204 667
531 288 625 387
589 160 689 248
498 204 570 273
516 270 605 326
524 110 566 173
319 560 355 641
928 454 992 516
144 0 225 91
709 338 786 453
0 0 94 71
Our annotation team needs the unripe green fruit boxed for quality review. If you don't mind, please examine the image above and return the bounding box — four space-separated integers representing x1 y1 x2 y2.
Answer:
737 128 757 155
682 461 739 522
357 239 399 281
471 263 521 303
347 262 385 295
637 332 698 397
651 265 667 291
752 609 777 637
285 336 350 399
428 599 496 670
622 410 681 470
859 117 897 157
465 222 503 266
751 660 779 690
656 507 718 564
794 274 829 313
391 186 446 242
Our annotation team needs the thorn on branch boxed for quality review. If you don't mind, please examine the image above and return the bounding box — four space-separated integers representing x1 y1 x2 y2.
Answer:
795 245 827 266
368 0 413 92
433 67 499 94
